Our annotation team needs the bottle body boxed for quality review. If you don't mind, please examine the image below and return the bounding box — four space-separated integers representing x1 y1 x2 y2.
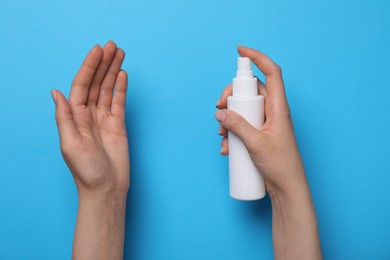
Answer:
227 95 265 200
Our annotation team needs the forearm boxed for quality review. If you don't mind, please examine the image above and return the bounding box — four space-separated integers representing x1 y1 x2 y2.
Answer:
270 176 322 260
72 191 127 260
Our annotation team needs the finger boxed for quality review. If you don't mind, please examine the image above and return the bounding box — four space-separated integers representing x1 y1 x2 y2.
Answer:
87 41 118 105
221 136 229 156
218 125 227 136
111 70 128 119
69 45 103 107
238 46 289 116
51 90 80 143
215 109 262 152
216 83 232 109
97 48 125 110
216 79 265 141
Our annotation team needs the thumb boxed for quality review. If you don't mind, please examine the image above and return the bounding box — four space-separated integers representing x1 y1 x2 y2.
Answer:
51 90 80 143
215 109 261 151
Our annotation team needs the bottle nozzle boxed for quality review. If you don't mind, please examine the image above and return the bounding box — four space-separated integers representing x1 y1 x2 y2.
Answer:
233 57 257 97
236 57 254 78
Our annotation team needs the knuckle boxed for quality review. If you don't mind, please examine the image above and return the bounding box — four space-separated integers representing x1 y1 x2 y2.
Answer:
273 64 282 75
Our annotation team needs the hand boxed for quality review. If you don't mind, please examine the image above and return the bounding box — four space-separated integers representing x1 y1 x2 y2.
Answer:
215 45 307 198
52 41 129 200
216 46 322 259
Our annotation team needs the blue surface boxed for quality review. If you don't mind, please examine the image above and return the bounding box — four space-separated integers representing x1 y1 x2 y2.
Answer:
0 0 389 259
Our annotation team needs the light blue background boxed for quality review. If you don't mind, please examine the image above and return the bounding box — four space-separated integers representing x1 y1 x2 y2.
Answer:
0 0 389 259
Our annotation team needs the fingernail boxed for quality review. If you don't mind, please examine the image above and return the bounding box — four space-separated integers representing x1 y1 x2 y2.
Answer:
220 146 224 154
215 100 220 107
218 125 224 136
50 90 56 103
215 110 227 122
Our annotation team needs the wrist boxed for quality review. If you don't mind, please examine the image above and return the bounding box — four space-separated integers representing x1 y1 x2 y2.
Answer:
268 174 314 215
265 162 309 200
269 173 322 260
78 188 128 210
73 187 127 260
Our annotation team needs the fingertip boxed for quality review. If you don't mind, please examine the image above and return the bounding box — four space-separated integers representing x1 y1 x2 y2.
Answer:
105 40 117 47
237 45 242 56
87 44 103 63
237 45 250 55
50 90 57 104
117 70 128 83
217 99 227 109
93 44 102 51
215 109 227 122
92 44 104 57
55 90 70 106
117 48 125 58
120 69 128 76
220 146 228 156
219 125 227 136
221 137 229 155
217 83 232 109
113 48 126 63
104 41 118 54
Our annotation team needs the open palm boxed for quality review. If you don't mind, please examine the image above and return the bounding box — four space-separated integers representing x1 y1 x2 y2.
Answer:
52 41 130 195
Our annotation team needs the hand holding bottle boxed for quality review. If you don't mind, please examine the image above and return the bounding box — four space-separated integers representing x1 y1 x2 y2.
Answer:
215 46 322 259
215 46 307 200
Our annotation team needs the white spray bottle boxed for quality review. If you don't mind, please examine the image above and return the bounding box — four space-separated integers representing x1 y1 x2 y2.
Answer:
227 57 265 200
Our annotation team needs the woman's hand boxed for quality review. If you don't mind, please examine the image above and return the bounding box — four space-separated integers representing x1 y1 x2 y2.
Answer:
215 46 321 259
215 45 306 199
52 41 129 200
52 41 129 260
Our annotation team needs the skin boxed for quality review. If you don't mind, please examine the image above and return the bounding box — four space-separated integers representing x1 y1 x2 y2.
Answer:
215 46 322 259
52 41 129 260
52 42 321 259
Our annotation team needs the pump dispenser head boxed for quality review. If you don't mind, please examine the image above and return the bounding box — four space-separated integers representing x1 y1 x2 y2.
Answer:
233 57 258 97
236 58 254 78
